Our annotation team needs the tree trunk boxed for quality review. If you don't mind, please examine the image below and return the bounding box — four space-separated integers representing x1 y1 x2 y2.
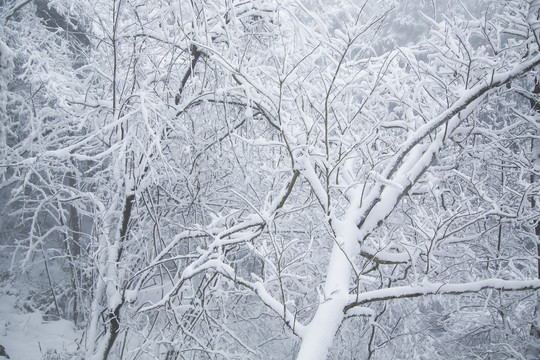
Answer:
99 193 134 360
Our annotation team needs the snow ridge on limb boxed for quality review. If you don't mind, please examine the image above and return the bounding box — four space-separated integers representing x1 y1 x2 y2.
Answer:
344 279 540 310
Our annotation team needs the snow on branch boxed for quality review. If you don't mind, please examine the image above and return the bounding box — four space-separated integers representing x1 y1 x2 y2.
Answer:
345 279 540 311
252 282 306 337
359 245 409 265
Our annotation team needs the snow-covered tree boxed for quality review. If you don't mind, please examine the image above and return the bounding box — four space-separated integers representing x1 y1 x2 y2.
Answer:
2 0 540 359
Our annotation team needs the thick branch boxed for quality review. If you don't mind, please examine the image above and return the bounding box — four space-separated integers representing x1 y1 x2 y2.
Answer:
345 279 540 312
355 52 540 231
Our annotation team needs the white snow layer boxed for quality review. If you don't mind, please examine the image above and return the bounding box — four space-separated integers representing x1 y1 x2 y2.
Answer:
0 293 81 359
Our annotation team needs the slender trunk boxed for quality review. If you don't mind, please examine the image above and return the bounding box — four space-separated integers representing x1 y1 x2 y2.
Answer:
95 1 129 357
57 199 80 324
99 193 134 360
530 80 540 339
41 244 61 318
531 196 540 339
102 304 122 360
536 217 540 281
68 172 81 324
68 173 81 257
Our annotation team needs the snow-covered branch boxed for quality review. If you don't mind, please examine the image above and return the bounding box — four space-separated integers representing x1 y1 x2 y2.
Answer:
345 279 540 310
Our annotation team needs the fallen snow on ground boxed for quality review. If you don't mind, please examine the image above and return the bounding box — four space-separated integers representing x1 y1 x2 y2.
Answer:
0 292 81 360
